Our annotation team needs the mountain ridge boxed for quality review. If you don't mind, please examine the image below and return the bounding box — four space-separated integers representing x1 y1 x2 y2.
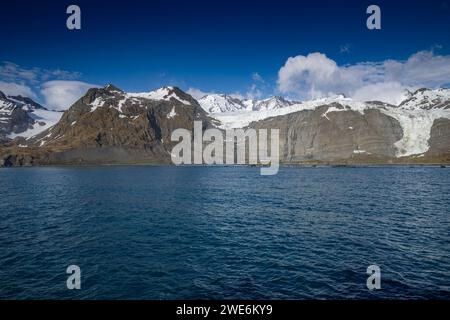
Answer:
0 85 215 166
1 85 449 166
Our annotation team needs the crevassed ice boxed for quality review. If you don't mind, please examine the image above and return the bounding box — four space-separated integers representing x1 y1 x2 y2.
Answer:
380 108 449 157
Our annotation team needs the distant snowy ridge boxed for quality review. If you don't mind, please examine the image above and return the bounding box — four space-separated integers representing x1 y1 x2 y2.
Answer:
197 94 295 113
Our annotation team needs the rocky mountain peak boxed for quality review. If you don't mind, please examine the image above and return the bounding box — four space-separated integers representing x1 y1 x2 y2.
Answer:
197 94 247 113
163 86 200 106
104 84 124 93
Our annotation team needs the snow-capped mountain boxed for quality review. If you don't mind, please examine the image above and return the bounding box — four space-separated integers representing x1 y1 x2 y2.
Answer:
0 91 62 142
1 85 202 145
197 94 248 113
123 86 197 106
252 96 294 111
79 84 202 117
210 89 450 129
399 88 450 110
198 94 296 113
208 89 450 159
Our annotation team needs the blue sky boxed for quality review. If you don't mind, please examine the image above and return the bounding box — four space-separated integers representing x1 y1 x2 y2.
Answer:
1 0 450 109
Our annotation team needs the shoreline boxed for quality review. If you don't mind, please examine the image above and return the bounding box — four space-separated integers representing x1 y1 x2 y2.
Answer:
0 162 448 169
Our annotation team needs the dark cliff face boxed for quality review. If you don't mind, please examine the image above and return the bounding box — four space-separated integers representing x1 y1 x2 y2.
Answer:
5 108 35 135
0 91 36 142
1 85 215 166
250 104 404 162
428 118 450 156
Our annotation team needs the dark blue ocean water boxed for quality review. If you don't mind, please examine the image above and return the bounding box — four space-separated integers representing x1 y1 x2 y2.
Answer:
0 166 449 300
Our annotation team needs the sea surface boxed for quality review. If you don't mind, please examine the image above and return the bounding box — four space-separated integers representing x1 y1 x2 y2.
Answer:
0 166 449 299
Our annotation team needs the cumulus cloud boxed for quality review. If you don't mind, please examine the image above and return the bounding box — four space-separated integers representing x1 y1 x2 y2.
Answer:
277 51 450 104
0 81 36 98
41 81 99 111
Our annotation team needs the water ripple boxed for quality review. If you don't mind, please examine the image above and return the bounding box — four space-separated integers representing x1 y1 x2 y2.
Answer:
0 166 449 299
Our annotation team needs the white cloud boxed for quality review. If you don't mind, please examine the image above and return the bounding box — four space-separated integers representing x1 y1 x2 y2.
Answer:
278 52 342 98
383 51 450 87
277 51 450 104
186 87 212 100
227 85 262 101
229 92 245 100
41 80 99 111
245 84 262 100
0 81 36 98
352 82 408 105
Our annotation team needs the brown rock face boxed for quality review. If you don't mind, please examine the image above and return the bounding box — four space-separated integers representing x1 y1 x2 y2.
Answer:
428 118 450 156
250 104 403 161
